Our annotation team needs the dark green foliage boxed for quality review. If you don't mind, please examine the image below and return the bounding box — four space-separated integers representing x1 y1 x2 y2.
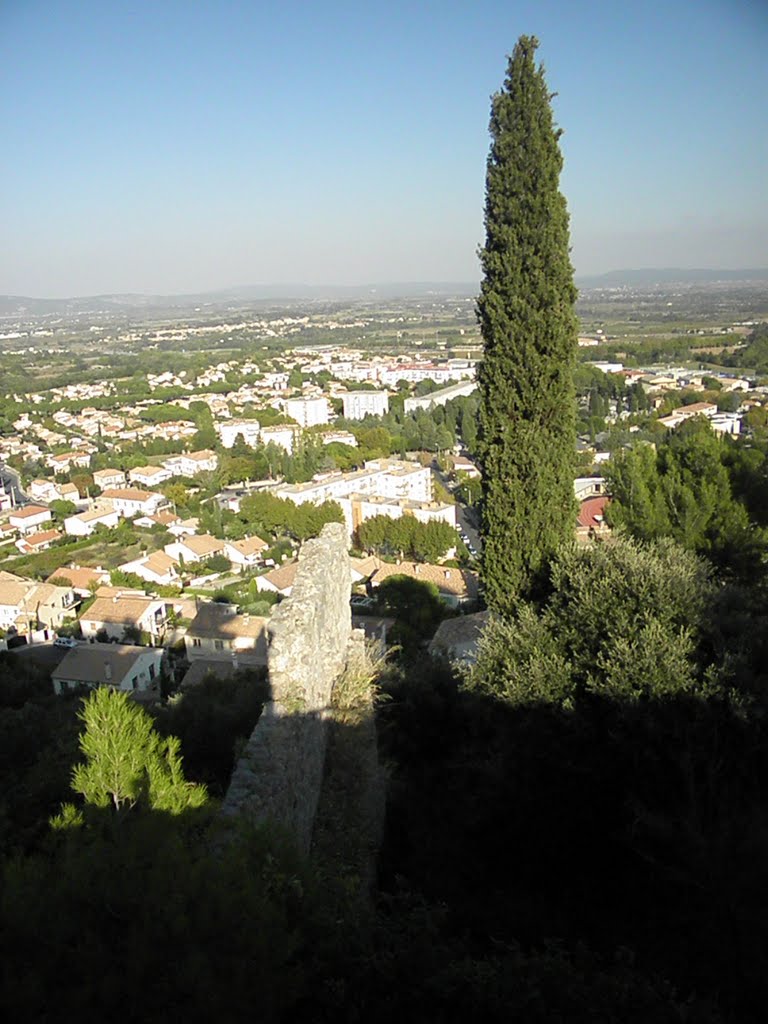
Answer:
471 538 715 705
605 420 768 578
152 671 268 796
477 37 578 609
357 514 458 562
237 490 343 542
375 575 447 651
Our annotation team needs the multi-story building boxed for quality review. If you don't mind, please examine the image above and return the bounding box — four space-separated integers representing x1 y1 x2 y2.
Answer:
342 391 390 419
216 419 262 449
284 396 330 428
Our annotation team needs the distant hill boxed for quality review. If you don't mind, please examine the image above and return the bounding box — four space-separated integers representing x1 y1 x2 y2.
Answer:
575 268 768 288
0 282 479 318
2 271 766 319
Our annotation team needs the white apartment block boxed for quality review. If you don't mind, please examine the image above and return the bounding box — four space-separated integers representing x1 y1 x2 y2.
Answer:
342 391 390 420
216 419 262 449
404 379 477 413
343 494 457 540
260 424 296 453
274 458 431 511
378 364 457 387
284 396 330 428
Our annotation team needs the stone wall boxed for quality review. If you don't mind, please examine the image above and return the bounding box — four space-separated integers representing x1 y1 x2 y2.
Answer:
221 522 353 852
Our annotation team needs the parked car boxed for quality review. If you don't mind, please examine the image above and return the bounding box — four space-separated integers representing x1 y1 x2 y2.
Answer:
53 636 78 649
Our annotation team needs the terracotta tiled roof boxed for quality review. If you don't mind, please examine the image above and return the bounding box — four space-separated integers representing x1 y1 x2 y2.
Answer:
369 561 479 600
577 496 610 530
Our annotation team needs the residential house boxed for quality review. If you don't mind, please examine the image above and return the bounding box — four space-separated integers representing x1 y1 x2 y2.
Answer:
54 481 79 502
254 560 300 597
224 535 268 570
163 450 218 476
64 504 120 537
133 509 181 530
0 572 77 633
27 479 59 503
118 551 180 587
128 465 172 488
574 477 607 502
46 450 91 474
448 455 481 480
183 602 268 667
51 644 163 696
93 468 126 490
15 529 62 554
164 534 226 565
45 565 110 597
368 560 479 608
576 496 611 542
100 488 166 518
167 517 199 537
79 593 172 644
429 610 491 664
10 505 53 535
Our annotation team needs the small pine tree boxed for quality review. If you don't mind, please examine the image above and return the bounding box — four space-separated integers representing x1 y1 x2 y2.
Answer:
62 687 208 817
477 36 578 611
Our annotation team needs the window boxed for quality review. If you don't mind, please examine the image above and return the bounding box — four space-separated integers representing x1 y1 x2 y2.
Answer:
131 677 139 690
214 640 224 651
192 638 202 647
149 663 156 680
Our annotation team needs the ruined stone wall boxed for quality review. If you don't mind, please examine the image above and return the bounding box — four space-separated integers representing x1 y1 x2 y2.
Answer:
222 522 353 852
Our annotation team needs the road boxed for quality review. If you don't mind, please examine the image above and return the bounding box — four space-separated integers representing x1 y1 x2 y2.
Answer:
0 463 27 505
432 462 482 554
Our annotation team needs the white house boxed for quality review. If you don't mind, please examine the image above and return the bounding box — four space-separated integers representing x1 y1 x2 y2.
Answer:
254 560 299 597
118 551 180 587
27 479 59 503
183 602 268 666
9 505 53 535
0 572 77 633
79 593 171 644
64 504 120 537
51 644 164 696
100 488 166 518
129 465 172 487
163 450 219 476
223 535 268 569
93 468 126 490
164 534 226 564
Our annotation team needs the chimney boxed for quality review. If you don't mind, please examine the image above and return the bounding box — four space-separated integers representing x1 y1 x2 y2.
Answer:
104 661 112 681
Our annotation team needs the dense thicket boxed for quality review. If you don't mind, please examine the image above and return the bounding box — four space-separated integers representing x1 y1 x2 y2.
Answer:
477 36 577 610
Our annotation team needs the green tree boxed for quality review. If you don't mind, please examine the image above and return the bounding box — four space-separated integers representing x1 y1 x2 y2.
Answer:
59 687 208 817
476 36 578 610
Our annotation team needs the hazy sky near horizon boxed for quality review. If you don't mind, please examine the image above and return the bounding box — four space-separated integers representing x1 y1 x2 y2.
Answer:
1 0 766 297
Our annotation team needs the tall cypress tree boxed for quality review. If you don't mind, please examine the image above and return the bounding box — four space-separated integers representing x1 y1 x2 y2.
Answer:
477 36 577 612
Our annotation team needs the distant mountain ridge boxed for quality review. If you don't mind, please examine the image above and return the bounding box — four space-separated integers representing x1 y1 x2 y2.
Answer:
1 270 766 317
575 268 768 288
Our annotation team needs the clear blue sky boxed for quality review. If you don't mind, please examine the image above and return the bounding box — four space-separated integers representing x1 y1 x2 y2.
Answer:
1 0 766 297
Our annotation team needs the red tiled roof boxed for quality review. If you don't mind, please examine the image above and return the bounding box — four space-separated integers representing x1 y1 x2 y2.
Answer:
577 496 610 529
